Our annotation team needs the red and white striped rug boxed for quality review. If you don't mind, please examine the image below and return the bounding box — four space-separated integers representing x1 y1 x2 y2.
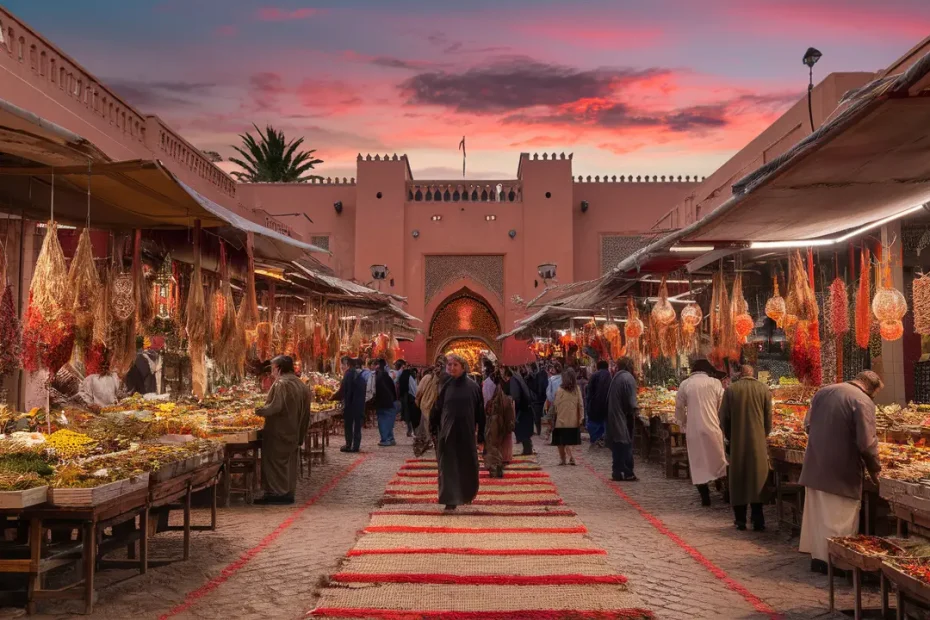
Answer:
309 455 652 619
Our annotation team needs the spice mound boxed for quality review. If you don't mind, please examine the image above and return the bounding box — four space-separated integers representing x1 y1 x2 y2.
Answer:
832 535 902 558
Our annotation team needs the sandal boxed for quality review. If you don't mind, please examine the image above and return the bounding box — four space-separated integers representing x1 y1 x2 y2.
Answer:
569 459 576 466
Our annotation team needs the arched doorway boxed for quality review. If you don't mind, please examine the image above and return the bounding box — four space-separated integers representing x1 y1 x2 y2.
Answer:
427 287 501 367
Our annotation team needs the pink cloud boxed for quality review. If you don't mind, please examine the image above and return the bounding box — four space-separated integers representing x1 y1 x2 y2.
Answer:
215 24 238 37
732 2 930 39
256 7 322 21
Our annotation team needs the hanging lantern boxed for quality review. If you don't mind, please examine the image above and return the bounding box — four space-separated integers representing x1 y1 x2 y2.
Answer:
734 313 754 343
681 302 702 332
765 276 786 327
880 319 904 341
625 317 644 340
651 276 677 327
872 287 907 322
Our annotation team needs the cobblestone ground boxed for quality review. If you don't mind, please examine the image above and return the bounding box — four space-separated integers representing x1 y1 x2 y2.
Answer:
4 423 885 620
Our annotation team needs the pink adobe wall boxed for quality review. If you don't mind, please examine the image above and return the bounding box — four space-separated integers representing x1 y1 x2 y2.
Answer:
236 181 358 278
658 71 875 230
572 179 697 281
519 154 575 291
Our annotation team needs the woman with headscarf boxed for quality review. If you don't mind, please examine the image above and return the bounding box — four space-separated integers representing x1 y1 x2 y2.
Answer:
430 354 482 510
675 358 728 506
551 367 583 465
484 370 515 477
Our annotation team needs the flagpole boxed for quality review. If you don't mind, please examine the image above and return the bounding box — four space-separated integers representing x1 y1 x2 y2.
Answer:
459 136 466 178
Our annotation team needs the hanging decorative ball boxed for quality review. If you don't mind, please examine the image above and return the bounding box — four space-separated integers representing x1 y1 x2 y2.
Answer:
681 302 703 329
765 280 787 327
879 319 904 341
625 317 644 340
734 313 754 343
872 287 908 322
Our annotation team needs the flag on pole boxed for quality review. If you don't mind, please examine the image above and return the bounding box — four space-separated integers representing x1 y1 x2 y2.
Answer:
459 136 466 178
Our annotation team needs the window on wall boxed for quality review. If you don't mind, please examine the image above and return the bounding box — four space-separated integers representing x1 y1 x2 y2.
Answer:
310 235 330 251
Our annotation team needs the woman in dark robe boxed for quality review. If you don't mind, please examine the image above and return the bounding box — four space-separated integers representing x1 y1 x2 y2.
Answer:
504 367 535 455
484 371 515 478
430 354 482 510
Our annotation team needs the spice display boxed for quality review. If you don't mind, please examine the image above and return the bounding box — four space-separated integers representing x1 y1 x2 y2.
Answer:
764 276 786 328
832 536 903 558
45 429 97 460
0 471 46 491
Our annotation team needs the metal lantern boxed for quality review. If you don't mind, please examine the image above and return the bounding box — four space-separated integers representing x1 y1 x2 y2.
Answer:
625 317 644 340
872 287 907 322
651 276 677 326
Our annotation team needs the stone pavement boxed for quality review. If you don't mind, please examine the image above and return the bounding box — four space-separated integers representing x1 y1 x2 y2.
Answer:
7 422 883 620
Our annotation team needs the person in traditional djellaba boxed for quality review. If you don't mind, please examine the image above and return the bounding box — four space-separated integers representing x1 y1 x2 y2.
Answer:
504 366 535 455
484 369 516 478
254 355 312 505
799 370 882 573
675 357 727 506
430 353 482 510
719 364 773 531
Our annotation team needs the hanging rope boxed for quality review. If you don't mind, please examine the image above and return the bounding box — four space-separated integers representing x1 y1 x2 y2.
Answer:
86 163 92 228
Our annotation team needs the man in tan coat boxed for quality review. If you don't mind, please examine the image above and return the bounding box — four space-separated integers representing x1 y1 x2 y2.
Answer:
255 355 311 505
719 365 772 531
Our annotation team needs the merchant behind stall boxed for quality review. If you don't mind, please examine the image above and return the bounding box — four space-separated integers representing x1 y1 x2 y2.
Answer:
799 370 883 572
254 355 312 505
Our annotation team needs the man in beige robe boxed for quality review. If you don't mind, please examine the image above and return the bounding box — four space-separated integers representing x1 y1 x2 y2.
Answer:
255 355 311 505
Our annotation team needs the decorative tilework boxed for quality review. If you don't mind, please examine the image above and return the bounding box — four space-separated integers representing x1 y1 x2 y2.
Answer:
310 235 330 251
424 255 504 305
601 235 651 274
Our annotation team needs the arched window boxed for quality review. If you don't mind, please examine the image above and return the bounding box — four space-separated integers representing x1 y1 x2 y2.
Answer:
75 77 82 98
49 59 56 83
108 102 114 123
6 28 13 55
59 67 65 88
17 36 24 61
39 50 47 76
29 44 37 72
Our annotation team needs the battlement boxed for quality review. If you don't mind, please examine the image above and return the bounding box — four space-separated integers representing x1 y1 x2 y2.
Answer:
574 174 705 183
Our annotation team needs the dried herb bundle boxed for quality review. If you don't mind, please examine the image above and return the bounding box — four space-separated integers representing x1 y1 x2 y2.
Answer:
214 243 244 377
30 221 71 320
67 228 100 351
829 278 849 335
855 248 871 349
785 250 817 323
186 259 207 352
0 232 21 377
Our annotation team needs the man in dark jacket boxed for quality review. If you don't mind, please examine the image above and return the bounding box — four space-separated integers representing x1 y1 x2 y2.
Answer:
333 356 366 452
606 357 639 481
586 360 611 446
505 366 535 455
530 363 548 435
373 359 398 446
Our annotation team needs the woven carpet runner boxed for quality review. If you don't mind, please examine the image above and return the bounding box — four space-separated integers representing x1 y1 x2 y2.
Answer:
310 454 652 619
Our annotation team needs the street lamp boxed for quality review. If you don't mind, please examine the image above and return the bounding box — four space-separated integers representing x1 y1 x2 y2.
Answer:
538 263 557 281
803 47 822 133
370 264 388 281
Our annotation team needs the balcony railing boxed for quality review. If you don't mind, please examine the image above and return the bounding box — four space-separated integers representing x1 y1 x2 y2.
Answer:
0 8 146 147
149 116 236 198
407 181 522 203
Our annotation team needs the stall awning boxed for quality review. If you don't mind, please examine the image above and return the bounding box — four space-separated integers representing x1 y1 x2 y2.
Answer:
0 160 327 260
289 261 417 318
0 97 110 166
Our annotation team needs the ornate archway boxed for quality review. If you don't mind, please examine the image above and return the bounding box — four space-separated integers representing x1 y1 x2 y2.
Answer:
427 287 502 364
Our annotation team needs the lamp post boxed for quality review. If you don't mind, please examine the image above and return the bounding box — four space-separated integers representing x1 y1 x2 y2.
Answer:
803 47 822 133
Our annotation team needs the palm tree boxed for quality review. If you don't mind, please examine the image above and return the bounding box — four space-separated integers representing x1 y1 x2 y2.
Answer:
229 124 324 183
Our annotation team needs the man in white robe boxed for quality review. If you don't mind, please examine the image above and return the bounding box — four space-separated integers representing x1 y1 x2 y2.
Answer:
799 371 882 572
675 359 727 506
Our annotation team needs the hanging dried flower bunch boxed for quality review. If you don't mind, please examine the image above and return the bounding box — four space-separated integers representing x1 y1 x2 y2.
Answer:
134 238 154 329
731 274 754 344
829 278 849 335
67 228 99 352
214 243 244 377
855 248 871 349
256 322 272 361
22 222 76 374
186 255 207 353
764 276 786 327
710 270 735 358
0 234 21 377
237 240 260 333
651 276 677 327
914 273 930 335
624 296 644 341
785 250 818 322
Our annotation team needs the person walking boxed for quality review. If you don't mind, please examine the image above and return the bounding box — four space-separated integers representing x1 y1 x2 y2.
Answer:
530 362 548 435
586 360 611 447
675 358 727 506
484 371 515 478
254 355 312 505
505 366 535 455
799 371 883 572
374 359 398 446
397 361 419 440
607 357 639 481
719 364 772 530
430 354 482 510
551 367 584 466
413 357 448 456
333 356 366 453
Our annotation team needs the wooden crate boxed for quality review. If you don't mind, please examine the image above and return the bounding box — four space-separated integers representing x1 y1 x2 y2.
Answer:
0 485 48 509
212 429 259 444
150 447 225 483
48 473 150 508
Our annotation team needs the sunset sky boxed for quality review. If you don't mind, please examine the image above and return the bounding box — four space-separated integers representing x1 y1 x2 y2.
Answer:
6 0 930 180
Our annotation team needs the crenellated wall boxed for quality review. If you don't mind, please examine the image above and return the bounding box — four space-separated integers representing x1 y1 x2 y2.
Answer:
240 151 702 364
